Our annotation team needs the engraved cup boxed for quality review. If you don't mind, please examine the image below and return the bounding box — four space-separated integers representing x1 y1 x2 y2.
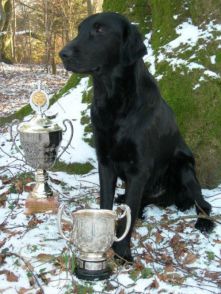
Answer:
57 204 131 280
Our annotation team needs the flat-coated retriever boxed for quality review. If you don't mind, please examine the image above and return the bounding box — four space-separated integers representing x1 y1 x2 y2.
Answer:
60 12 214 261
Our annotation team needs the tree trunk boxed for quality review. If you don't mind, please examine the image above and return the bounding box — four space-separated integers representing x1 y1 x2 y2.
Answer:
86 0 94 15
0 0 13 63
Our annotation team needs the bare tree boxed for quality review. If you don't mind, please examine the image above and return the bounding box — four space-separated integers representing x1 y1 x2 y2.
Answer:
0 0 13 62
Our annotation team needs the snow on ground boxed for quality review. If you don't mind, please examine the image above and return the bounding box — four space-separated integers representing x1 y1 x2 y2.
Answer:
48 77 96 165
0 68 220 293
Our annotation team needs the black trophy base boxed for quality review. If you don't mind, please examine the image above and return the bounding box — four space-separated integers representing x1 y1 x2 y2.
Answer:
75 266 111 281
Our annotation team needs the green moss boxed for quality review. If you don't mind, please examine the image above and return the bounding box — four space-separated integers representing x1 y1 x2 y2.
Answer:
103 0 151 35
156 60 221 187
80 113 90 125
82 86 93 104
150 0 189 50
216 51 221 63
49 74 82 106
0 74 81 127
52 161 94 175
189 0 221 25
81 87 94 147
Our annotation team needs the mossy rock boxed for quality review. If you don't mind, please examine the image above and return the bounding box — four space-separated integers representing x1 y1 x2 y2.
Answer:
150 0 221 187
103 0 151 35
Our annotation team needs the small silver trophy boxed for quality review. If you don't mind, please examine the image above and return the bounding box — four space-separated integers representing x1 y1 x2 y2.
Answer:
15 84 73 214
57 204 131 280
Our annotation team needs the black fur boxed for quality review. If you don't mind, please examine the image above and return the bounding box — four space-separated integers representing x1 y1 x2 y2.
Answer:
60 12 214 261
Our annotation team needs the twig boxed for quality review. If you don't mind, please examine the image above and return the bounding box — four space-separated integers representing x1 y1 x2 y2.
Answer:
3 252 44 293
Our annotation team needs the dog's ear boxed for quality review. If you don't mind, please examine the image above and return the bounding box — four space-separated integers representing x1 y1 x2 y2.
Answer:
122 24 147 66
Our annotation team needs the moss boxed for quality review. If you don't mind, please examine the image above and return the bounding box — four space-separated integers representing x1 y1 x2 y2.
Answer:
189 0 221 25
216 51 221 63
150 0 190 50
49 74 82 106
103 0 151 35
52 161 94 175
156 60 221 187
81 87 94 147
0 74 81 127
148 0 221 187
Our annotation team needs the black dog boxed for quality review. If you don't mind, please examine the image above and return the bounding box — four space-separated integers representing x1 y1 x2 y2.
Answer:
60 12 214 261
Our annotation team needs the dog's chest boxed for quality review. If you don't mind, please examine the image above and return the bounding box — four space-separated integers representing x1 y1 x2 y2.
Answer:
96 121 138 175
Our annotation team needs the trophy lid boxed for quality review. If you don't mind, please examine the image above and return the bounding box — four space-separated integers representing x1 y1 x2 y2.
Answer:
18 82 62 134
18 114 62 133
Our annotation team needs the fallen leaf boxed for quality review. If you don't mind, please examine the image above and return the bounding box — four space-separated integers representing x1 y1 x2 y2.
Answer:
170 234 187 259
15 180 23 194
158 273 185 285
18 287 31 294
159 252 173 265
2 178 12 185
144 253 153 262
0 239 6 249
165 264 174 272
204 271 221 280
0 270 19 282
149 278 159 289
37 253 54 262
0 191 9 206
0 254 6 264
28 216 44 228
155 230 164 243
183 252 198 265
7 271 19 282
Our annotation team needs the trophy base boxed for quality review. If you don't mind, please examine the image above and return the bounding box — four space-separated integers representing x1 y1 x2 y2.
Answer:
75 266 111 281
25 196 59 215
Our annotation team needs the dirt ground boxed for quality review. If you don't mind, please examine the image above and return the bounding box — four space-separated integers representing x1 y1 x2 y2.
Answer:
0 63 69 118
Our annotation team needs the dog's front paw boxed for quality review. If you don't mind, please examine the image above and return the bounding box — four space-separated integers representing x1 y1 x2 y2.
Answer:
195 218 215 233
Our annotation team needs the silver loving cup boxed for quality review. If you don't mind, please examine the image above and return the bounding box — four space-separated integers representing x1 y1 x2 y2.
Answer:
12 115 74 199
57 204 131 280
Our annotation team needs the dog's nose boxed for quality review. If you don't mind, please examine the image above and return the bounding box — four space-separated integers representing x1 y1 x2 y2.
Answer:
59 48 72 60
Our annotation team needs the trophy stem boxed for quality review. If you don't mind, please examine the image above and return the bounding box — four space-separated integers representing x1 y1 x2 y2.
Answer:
25 169 59 214
30 169 53 199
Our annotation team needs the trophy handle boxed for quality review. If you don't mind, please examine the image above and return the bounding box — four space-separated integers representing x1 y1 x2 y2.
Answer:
10 119 24 157
114 204 131 242
57 203 73 242
56 119 74 161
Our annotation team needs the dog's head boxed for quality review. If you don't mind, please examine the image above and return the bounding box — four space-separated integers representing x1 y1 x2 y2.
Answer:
59 12 147 74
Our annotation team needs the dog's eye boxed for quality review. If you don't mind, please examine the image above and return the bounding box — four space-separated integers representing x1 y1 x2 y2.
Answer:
94 23 103 34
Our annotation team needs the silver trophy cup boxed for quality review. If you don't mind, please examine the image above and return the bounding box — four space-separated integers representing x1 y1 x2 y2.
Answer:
58 204 131 280
18 115 73 199
12 86 74 213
